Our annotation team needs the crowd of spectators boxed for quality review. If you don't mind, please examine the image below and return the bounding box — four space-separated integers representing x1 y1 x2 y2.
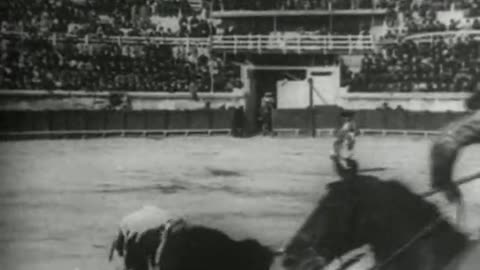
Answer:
0 1 241 93
377 1 480 42
0 35 240 92
213 0 397 10
349 36 480 92
1 0 214 38
398 0 480 35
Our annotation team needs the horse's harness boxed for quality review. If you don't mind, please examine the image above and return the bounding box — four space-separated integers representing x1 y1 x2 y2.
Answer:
365 215 444 270
340 202 466 270
335 176 475 270
365 198 467 269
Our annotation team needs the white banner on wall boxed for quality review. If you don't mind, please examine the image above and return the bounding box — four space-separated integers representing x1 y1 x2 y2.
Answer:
276 80 310 109
276 67 339 109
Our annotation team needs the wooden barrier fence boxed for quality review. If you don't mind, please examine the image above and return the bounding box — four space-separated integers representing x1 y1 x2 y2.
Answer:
272 108 468 136
0 109 237 140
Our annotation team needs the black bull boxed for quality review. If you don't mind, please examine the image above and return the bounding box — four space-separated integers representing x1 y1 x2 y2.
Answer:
109 223 282 270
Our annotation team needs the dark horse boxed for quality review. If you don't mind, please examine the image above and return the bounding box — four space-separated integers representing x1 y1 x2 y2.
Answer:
282 162 480 270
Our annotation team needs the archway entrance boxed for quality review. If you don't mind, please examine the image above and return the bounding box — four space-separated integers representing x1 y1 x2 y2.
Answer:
242 65 340 135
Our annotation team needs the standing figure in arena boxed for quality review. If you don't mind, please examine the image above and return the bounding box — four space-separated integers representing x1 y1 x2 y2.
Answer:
260 92 275 136
430 90 480 205
331 111 360 169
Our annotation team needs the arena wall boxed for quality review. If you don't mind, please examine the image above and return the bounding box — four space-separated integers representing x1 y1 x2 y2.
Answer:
0 109 239 139
272 107 468 133
0 90 246 111
338 92 471 112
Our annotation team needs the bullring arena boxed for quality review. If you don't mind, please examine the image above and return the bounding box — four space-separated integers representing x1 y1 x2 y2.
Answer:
4 0 480 269
1 135 480 270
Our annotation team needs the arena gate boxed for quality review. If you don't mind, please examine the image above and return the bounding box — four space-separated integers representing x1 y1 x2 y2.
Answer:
241 65 341 134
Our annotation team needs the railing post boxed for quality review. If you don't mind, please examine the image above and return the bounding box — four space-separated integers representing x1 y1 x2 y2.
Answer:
234 35 237 54
257 35 262 54
348 35 352 54
372 35 375 52
52 33 57 47
328 33 332 51
322 35 326 54
297 35 301 54
209 35 214 53
248 33 252 50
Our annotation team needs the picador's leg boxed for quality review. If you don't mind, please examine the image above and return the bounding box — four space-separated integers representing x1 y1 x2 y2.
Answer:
430 110 480 203
331 139 342 158
430 139 461 203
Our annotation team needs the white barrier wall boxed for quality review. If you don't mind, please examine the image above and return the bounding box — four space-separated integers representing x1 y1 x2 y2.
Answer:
0 90 246 111
338 91 470 112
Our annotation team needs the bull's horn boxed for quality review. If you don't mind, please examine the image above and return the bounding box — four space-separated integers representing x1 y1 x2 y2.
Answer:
108 239 117 261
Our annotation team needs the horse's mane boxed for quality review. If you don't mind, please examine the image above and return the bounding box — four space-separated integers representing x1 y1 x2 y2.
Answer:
328 175 443 226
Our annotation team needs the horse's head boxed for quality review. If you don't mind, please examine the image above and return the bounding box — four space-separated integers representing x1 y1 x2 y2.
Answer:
283 180 365 270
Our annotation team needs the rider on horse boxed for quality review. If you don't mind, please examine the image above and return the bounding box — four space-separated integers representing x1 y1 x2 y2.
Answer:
431 89 480 203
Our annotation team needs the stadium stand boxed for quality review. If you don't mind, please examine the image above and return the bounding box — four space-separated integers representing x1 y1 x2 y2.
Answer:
212 0 395 10
350 35 480 93
1 0 212 37
0 0 247 93
0 35 242 92
1 0 480 95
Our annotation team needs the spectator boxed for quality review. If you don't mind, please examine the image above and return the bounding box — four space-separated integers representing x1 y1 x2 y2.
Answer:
449 19 459 31
473 19 480 30
350 36 480 93
190 14 200 37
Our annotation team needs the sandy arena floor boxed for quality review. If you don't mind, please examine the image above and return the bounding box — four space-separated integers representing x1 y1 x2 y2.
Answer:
0 136 479 270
